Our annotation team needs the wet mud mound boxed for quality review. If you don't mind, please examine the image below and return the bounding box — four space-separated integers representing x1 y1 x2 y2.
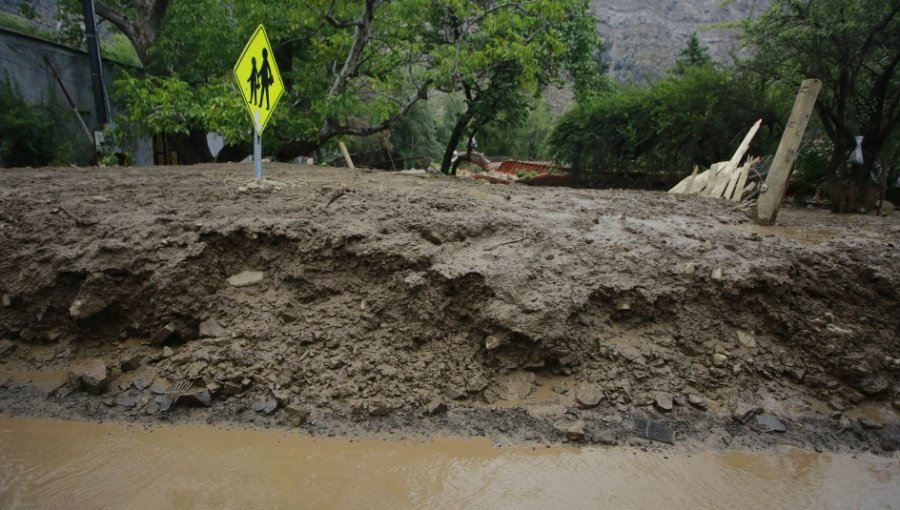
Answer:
0 164 898 451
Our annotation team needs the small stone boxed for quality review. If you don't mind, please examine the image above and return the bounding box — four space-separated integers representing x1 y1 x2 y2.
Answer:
654 392 674 412
377 364 398 377
1 294 11 308
485 335 502 350
178 388 211 407
736 330 757 348
144 401 160 415
0 340 17 358
711 353 728 368
590 430 618 446
858 416 884 430
284 404 310 424
162 346 174 358
732 402 761 423
251 399 278 415
369 404 391 417
68 359 108 394
561 421 586 442
198 318 227 338
149 378 171 395
688 394 707 409
120 354 142 372
272 389 291 406
576 385 605 409
755 414 787 433
711 268 723 280
116 394 138 407
420 229 444 245
425 399 448 416
150 322 178 346
227 271 265 287
133 374 153 390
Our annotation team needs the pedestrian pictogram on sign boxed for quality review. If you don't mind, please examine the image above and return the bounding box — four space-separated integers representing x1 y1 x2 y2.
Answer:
233 25 283 135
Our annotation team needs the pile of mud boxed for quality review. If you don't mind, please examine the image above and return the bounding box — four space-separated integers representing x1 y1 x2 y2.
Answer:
1 164 898 451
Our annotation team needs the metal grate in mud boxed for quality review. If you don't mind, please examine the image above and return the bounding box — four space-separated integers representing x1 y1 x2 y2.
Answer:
159 381 192 412
632 414 675 445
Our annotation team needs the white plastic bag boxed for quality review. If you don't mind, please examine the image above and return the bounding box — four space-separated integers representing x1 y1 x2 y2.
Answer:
849 135 864 165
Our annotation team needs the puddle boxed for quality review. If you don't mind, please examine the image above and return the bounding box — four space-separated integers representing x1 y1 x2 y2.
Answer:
0 416 897 509
0 369 68 392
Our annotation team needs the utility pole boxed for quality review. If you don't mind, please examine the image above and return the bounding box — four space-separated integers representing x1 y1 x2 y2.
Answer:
82 0 111 126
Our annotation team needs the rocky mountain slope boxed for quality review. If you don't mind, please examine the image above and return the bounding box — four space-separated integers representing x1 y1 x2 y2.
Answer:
592 0 767 82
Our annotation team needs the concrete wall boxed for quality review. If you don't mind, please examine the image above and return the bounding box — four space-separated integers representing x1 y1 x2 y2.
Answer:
0 27 152 165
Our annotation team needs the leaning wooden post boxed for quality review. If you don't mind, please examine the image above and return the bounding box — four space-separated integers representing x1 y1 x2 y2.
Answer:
338 141 355 169
755 79 822 225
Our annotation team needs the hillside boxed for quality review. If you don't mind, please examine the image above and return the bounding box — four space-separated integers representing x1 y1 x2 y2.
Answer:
592 0 766 82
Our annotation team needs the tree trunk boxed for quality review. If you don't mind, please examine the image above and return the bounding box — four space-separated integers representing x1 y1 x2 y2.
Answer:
440 111 475 175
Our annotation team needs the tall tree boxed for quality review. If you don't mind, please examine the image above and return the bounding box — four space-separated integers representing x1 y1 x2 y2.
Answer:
673 33 711 75
744 0 900 212
94 0 171 67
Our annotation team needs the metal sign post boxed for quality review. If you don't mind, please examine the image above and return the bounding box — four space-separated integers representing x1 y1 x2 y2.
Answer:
233 25 284 181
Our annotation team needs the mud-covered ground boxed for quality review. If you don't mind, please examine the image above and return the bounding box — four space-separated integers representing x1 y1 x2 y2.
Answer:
0 163 898 453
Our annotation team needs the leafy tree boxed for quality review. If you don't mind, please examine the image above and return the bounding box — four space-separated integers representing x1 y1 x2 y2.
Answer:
419 0 603 174
743 0 900 212
672 33 712 75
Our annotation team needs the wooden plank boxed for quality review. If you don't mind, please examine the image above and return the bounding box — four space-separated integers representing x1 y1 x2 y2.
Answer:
685 165 700 194
698 162 723 195
731 156 760 201
721 119 763 200
338 141 355 169
755 79 822 225
709 165 736 198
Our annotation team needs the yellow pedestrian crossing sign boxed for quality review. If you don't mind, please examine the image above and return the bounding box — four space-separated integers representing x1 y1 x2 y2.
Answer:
233 25 283 135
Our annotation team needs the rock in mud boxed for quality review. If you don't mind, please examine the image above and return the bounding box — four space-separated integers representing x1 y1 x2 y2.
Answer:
150 378 171 395
198 318 227 338
150 322 179 346
732 402 761 423
178 388 211 407
120 354 142 372
711 353 728 368
755 414 786 433
227 270 265 287
485 335 503 350
272 389 291 406
369 403 391 417
68 359 108 394
576 385 605 409
425 399 448 416
0 340 17 358
252 399 278 415
68 274 115 321
590 430 618 446
420 229 444 245
116 394 138 407
560 421 586 442
654 392 674 412
1 294 11 308
856 375 890 396
162 346 174 358
687 394 707 410
736 330 757 348
284 404 310 424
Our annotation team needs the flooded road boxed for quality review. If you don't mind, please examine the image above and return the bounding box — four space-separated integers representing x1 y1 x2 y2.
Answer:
0 416 897 509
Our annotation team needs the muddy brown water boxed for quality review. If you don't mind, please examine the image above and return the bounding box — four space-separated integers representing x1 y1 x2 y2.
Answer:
0 417 897 509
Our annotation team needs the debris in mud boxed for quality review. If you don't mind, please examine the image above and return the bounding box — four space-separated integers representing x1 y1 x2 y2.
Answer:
559 421 586 442
732 403 762 423
0 164 897 452
632 414 675 445
251 399 278 415
67 359 108 394
227 270 265 287
755 414 787 433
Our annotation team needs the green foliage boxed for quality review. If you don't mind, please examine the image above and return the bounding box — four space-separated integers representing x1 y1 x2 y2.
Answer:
102 33 142 67
549 66 781 176
672 33 712 76
475 97 556 159
0 78 75 167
